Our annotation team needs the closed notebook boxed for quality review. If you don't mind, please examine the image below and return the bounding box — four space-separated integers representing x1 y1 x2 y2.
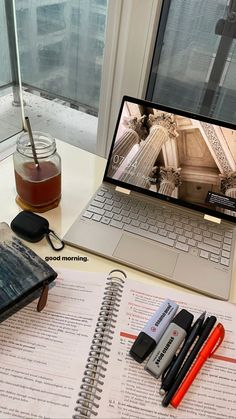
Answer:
0 222 57 319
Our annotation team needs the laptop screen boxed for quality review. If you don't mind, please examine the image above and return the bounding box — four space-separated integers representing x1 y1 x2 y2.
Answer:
104 96 236 223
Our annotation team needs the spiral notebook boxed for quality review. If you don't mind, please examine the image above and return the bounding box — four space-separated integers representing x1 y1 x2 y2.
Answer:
0 268 235 419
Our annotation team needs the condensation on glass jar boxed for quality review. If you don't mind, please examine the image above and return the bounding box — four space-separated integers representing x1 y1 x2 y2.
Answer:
13 131 61 212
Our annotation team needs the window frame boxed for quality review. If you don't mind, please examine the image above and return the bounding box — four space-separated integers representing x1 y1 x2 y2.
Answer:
96 0 163 157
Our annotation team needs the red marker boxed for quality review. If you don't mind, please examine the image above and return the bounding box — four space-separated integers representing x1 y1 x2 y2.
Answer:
171 323 225 408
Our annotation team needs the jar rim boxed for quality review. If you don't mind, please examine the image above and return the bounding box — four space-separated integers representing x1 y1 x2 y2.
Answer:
17 131 56 158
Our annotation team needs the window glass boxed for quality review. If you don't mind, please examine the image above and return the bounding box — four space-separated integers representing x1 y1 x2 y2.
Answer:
15 0 108 153
147 0 236 124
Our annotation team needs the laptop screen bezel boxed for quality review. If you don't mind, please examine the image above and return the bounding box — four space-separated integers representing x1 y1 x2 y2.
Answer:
103 95 236 224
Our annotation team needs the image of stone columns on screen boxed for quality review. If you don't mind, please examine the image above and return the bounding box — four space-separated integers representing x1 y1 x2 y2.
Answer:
107 101 236 217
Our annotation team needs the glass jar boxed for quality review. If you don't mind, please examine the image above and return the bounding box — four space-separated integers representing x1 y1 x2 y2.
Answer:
13 131 61 211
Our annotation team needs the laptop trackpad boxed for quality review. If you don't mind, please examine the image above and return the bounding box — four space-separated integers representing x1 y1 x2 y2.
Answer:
114 234 177 276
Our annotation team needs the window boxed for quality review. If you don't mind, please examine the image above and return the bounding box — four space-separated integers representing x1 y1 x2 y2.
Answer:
146 0 236 125
0 0 162 157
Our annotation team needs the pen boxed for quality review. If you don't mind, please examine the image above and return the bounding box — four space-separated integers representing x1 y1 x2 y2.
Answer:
159 311 206 395
171 323 225 408
161 315 217 407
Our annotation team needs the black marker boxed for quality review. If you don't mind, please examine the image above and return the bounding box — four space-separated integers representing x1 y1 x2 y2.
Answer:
161 315 217 407
159 311 206 395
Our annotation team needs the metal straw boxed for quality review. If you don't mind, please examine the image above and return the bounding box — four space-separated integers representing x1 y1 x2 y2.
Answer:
25 117 40 169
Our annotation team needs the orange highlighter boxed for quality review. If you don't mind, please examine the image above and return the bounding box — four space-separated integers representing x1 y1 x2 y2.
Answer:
171 323 225 408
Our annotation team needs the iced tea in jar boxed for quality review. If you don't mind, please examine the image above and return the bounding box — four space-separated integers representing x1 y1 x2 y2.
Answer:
13 131 61 212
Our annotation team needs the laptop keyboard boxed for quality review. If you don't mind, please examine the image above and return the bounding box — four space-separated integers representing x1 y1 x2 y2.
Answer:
82 187 233 268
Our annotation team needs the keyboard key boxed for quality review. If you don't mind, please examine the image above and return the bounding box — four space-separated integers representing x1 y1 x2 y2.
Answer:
200 250 209 259
149 226 158 234
175 222 183 228
165 219 174 226
105 211 113 218
188 238 196 246
212 233 222 242
122 216 131 224
159 229 167 237
203 238 221 248
178 236 186 243
225 231 233 238
224 237 232 245
222 250 230 258
94 195 105 203
101 217 110 224
121 209 130 217
138 215 147 223
210 255 219 263
97 190 105 196
92 214 102 222
88 206 105 216
105 199 113 205
131 220 140 227
157 221 165 228
169 232 177 240
130 212 138 220
110 220 124 229
184 231 192 238
91 200 104 209
147 218 156 226
113 214 122 221
166 225 174 232
220 257 229 267
223 243 231 252
175 227 183 235
197 243 220 255
140 223 149 231
83 211 93 219
113 195 121 202
113 207 121 214
194 234 202 241
104 192 112 198
104 204 112 211
203 231 211 238
184 225 192 232
113 201 122 208
175 242 189 252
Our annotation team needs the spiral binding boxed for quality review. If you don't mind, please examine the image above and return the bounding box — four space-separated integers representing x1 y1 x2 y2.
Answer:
73 269 126 419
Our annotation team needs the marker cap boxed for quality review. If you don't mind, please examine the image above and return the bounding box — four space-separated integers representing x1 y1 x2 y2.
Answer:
172 309 193 332
129 299 178 363
129 332 156 363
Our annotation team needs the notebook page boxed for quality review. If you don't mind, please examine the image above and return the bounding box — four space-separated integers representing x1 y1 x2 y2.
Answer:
0 269 106 419
97 279 236 418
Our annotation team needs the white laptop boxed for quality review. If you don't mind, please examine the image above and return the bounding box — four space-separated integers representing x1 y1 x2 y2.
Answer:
64 96 236 300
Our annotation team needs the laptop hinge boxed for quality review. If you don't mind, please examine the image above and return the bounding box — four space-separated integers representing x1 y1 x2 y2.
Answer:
115 186 131 195
204 214 221 224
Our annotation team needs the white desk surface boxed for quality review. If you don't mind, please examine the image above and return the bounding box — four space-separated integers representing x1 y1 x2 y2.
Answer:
1 140 236 302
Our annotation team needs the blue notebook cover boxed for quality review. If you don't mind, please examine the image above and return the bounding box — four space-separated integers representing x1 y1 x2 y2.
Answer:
0 222 57 316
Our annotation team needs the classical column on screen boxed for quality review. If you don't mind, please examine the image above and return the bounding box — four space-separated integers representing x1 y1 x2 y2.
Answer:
119 112 178 188
158 167 182 197
219 172 236 216
107 115 148 177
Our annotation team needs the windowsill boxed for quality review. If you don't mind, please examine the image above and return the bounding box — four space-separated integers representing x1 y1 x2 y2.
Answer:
0 91 98 159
